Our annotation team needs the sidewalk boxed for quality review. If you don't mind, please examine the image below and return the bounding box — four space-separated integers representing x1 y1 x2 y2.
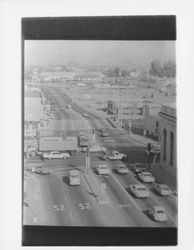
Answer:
107 117 159 147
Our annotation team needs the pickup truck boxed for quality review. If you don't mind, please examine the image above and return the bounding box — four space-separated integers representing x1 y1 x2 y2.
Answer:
102 150 127 161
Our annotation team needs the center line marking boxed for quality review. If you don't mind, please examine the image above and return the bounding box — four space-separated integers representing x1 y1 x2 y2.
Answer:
69 211 74 221
110 174 141 211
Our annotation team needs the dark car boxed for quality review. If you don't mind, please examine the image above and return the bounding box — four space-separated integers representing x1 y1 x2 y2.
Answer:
129 163 148 174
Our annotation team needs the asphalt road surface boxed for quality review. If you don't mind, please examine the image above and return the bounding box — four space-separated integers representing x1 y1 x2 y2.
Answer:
23 86 177 227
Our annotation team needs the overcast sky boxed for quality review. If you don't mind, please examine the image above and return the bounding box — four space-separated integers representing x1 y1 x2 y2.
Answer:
25 40 175 69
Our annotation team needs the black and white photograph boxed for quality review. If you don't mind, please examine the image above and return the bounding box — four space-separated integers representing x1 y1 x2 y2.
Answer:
2 0 194 249
20 16 179 245
23 39 177 229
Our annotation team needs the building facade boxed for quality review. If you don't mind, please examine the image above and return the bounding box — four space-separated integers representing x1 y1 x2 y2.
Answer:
159 104 176 177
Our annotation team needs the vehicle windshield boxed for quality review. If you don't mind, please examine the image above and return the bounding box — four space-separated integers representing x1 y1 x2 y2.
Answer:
119 165 125 169
137 188 146 191
143 173 151 176
136 164 146 168
157 210 165 214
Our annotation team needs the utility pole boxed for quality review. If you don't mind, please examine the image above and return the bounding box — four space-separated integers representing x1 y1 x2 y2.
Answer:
85 147 90 173
92 128 95 145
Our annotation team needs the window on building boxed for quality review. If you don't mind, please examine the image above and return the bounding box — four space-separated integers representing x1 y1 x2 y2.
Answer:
163 129 167 161
156 121 159 127
170 132 174 166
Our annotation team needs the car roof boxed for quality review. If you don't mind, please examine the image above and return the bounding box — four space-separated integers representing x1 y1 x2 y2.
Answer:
134 184 147 188
152 206 165 211
98 164 107 168
141 171 152 175
157 184 170 189
133 163 147 167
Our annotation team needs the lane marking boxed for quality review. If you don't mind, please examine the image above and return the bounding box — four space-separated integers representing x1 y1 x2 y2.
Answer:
110 173 141 211
69 211 74 221
33 216 38 223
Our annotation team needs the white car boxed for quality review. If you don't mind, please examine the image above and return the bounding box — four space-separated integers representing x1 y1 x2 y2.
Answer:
138 171 155 183
129 184 150 198
115 164 129 174
95 164 110 175
82 113 88 118
101 132 109 137
148 206 168 222
154 184 172 196
69 170 81 186
42 151 70 160
31 165 50 175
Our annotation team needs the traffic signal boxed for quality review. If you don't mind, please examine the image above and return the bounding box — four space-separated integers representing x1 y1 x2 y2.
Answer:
147 142 152 152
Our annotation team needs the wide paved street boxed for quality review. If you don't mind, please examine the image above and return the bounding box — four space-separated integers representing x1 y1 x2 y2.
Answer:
23 86 177 227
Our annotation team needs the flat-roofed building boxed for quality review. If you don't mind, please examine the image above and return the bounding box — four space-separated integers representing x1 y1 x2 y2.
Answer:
159 103 176 177
25 90 44 122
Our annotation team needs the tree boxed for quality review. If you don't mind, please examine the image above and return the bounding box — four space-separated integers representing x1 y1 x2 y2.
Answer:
150 60 176 78
114 67 120 77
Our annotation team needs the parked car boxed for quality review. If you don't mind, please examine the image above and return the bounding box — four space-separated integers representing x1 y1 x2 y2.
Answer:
129 184 150 198
34 165 50 175
148 206 168 222
98 128 106 132
69 170 81 186
154 184 172 196
129 163 148 174
42 151 70 160
82 113 88 118
138 171 155 183
115 163 129 174
101 132 109 137
95 164 110 175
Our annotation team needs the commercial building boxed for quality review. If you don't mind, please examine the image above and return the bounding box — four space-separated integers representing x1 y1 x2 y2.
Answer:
159 104 176 177
25 90 44 121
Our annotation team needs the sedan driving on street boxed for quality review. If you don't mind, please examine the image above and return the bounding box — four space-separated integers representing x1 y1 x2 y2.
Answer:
69 170 81 186
95 164 110 175
148 206 168 222
129 184 150 198
154 184 172 196
129 163 148 174
101 132 109 137
42 151 70 160
115 163 129 174
138 171 155 183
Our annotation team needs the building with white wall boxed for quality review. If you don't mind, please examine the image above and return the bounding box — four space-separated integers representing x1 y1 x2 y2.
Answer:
25 90 44 122
159 104 176 177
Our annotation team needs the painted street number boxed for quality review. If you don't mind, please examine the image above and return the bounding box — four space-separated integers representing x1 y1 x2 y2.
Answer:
53 204 65 212
78 203 91 210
